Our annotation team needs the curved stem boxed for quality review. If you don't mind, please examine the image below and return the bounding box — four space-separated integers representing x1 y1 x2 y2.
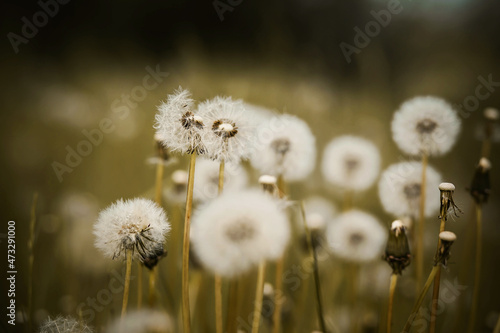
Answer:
121 249 133 319
467 204 482 333
252 261 267 333
429 217 446 333
387 274 398 333
154 162 164 205
402 266 440 332
182 152 197 333
416 153 428 293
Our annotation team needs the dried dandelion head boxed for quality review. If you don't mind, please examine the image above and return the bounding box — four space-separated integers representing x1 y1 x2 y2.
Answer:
39 316 94 333
469 157 491 204
251 114 316 182
322 136 381 191
378 161 442 218
106 310 172 333
438 182 462 220
384 220 411 275
327 210 387 263
391 96 461 157
154 87 206 155
94 198 170 263
198 96 255 163
191 190 290 277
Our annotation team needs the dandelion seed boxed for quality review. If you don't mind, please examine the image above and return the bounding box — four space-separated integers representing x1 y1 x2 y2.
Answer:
327 210 387 263
251 114 316 181
194 158 248 202
39 316 94 333
322 136 381 191
93 198 170 263
391 96 461 157
378 162 441 218
154 87 206 155
191 190 290 277
199 96 255 163
106 310 172 333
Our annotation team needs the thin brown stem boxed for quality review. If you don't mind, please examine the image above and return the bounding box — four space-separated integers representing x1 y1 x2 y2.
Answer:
349 264 359 333
149 267 157 307
214 158 225 333
429 217 446 333
182 152 197 333
416 153 428 292
273 174 286 333
467 204 482 333
226 279 240 333
137 263 143 309
121 249 133 319
154 162 164 205
252 261 267 333
387 274 398 333
402 266 440 332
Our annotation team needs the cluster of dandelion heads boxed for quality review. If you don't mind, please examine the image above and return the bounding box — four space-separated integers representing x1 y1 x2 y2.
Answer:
322 136 381 192
392 96 461 157
251 114 316 181
378 161 442 218
93 198 170 263
39 316 94 333
199 96 255 163
327 210 387 263
106 310 172 333
154 87 206 155
194 158 248 202
191 190 290 277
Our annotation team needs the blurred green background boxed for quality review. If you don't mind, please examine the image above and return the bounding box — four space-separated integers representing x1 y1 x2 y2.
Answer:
1 0 500 332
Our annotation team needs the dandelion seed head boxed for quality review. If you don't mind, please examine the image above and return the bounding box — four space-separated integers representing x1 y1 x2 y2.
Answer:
259 175 277 185
106 310 172 333
251 114 316 182
94 198 170 262
327 210 387 263
303 196 336 231
191 190 290 277
154 87 207 155
439 231 456 242
199 96 254 163
391 96 461 157
39 316 94 333
322 136 381 191
439 182 455 191
479 157 491 170
378 162 441 218
391 220 405 237
194 158 248 202
484 107 499 121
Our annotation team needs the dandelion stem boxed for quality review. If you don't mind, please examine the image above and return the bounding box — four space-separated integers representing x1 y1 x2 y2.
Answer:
300 201 327 333
494 313 500 333
416 153 428 292
182 151 197 333
149 267 157 307
402 266 440 332
387 274 398 333
252 261 267 333
343 190 353 212
122 249 133 319
349 264 359 333
214 158 225 333
215 275 223 333
137 263 143 309
28 192 37 333
226 279 239 333
467 204 482 333
429 215 446 333
273 174 286 333
154 161 164 205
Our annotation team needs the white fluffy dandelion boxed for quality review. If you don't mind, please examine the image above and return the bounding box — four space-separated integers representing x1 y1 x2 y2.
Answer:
378 162 442 218
194 158 248 202
199 96 255 163
251 114 316 182
191 190 290 277
322 136 381 191
154 87 206 155
106 310 172 333
327 210 387 263
303 196 337 230
94 198 170 263
391 96 461 157
39 316 94 333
